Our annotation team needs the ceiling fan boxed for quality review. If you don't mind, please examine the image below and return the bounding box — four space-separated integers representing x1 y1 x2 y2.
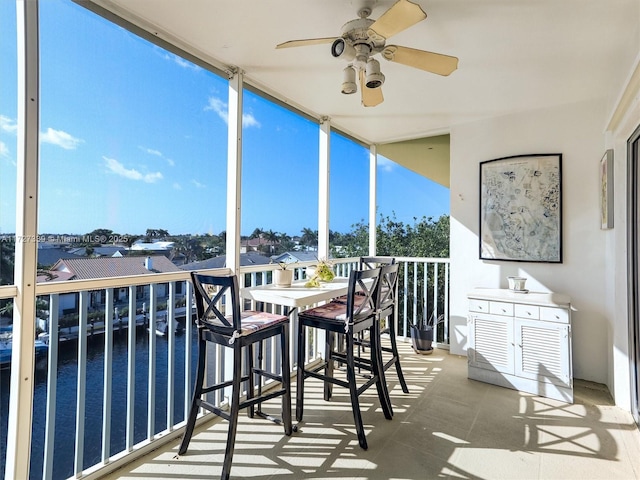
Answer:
276 0 458 107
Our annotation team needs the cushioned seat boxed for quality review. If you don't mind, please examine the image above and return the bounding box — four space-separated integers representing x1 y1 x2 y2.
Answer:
295 267 392 450
355 257 408 394
179 273 292 480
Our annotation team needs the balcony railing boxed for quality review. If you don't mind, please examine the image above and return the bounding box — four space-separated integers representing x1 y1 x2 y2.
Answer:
0 256 449 479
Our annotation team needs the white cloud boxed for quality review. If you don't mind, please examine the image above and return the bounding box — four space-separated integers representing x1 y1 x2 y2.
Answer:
205 96 261 128
191 179 206 188
0 115 18 134
243 112 260 128
140 146 163 157
103 156 163 183
377 156 395 173
173 182 182 190
0 141 16 166
41 128 83 150
139 146 175 166
157 48 201 71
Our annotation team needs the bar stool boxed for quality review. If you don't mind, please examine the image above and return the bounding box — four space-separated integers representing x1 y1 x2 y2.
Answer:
295 267 392 450
179 272 293 480
358 257 409 394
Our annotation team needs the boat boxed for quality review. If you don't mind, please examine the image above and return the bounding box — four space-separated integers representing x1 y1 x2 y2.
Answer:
0 332 48 368
152 315 183 337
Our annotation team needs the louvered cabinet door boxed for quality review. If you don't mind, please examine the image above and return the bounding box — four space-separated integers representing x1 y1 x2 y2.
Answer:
514 318 572 388
468 314 515 375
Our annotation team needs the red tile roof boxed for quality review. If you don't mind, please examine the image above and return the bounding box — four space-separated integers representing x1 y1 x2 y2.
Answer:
47 255 180 280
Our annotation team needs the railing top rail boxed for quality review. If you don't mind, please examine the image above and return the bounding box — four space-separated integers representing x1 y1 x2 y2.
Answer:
34 268 231 296
1 257 450 299
238 257 359 275
393 256 450 264
0 285 18 299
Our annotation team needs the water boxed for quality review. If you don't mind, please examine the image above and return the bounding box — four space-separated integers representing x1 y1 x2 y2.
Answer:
1 326 198 479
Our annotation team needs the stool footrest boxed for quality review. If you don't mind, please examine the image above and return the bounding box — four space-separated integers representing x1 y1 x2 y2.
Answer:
197 399 231 422
241 388 287 410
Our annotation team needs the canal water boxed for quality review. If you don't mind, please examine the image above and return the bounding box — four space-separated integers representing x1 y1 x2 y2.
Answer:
0 326 198 479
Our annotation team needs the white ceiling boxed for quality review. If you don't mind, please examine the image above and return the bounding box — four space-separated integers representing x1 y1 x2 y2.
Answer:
86 0 639 145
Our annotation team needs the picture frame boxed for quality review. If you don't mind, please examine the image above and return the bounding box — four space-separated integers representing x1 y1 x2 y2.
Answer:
600 149 614 229
479 153 562 263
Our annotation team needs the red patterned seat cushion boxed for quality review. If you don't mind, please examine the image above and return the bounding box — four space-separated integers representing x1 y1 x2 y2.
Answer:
301 300 374 322
238 310 288 336
301 301 348 321
205 310 288 336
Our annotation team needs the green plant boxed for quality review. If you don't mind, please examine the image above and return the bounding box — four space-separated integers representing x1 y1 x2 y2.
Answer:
304 259 335 287
272 260 297 270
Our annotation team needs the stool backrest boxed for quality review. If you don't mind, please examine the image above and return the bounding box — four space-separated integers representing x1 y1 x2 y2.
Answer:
359 257 398 312
378 263 399 311
346 267 381 323
359 256 396 270
190 272 241 333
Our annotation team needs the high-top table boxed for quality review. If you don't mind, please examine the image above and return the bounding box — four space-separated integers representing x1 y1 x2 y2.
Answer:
240 277 351 310
240 277 353 415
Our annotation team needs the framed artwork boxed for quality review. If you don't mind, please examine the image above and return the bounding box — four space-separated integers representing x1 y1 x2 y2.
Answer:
479 153 562 263
600 149 614 229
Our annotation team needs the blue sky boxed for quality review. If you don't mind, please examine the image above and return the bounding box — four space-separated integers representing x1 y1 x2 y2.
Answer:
0 0 449 238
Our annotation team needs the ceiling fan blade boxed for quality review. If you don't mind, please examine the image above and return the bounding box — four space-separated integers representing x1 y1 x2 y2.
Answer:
368 0 427 40
360 70 384 107
276 37 337 49
382 45 459 76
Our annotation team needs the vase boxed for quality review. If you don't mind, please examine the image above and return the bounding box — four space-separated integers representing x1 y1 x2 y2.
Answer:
410 325 434 354
274 269 293 287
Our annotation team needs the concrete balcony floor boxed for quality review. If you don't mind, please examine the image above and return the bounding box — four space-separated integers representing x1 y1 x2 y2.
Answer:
105 342 640 479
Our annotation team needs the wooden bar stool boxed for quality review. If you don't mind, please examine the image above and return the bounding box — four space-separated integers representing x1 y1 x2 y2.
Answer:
179 272 293 480
295 267 392 450
358 258 409 394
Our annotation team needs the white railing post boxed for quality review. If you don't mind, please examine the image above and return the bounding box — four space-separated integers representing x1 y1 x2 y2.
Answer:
126 286 136 451
102 288 114 463
74 291 89 476
148 283 157 440
42 294 59 479
167 281 176 430
184 281 194 421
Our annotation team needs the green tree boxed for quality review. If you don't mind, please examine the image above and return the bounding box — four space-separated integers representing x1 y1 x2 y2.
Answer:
0 239 15 286
300 228 317 251
250 228 264 239
329 213 451 339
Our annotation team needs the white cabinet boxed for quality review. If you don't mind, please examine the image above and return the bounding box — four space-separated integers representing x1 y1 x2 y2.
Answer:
467 289 573 403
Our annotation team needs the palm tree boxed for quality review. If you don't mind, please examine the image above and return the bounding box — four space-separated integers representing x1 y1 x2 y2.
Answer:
250 228 264 239
300 228 318 251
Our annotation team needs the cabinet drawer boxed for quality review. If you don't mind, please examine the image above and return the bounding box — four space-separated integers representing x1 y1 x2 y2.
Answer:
489 301 514 316
515 304 539 319
540 307 569 324
469 299 489 313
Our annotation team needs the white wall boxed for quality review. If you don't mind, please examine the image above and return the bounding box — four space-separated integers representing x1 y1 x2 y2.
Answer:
449 99 611 388
610 57 640 411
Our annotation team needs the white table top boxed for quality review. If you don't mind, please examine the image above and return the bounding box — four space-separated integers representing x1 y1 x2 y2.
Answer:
241 277 351 308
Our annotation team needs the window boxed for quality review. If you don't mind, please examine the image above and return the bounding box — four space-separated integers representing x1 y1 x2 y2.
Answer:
329 132 369 257
38 0 227 258
0 0 17 286
241 90 318 256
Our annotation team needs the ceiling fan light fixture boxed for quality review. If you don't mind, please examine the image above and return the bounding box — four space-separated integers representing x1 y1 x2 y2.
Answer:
331 38 356 61
341 65 358 94
365 58 385 88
